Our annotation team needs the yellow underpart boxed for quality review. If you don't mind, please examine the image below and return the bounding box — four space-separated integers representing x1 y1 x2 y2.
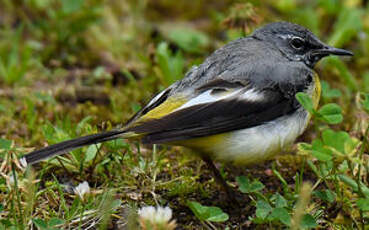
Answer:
304 72 321 129
174 132 229 154
312 72 321 109
137 96 187 122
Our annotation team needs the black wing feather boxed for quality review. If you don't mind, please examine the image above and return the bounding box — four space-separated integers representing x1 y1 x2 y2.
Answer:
127 89 298 144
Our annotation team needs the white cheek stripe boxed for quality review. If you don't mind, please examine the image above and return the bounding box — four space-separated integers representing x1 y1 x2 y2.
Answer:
175 88 264 111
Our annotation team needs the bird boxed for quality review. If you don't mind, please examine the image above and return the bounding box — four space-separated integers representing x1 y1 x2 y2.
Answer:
21 21 353 199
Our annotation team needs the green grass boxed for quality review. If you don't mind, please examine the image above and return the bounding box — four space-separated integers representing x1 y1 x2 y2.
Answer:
0 0 369 229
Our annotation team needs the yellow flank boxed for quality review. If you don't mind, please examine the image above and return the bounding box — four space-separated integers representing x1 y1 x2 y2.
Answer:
303 72 321 130
312 72 321 109
138 96 187 122
175 133 228 153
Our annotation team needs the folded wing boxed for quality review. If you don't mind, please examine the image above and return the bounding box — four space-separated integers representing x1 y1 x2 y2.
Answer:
127 84 299 144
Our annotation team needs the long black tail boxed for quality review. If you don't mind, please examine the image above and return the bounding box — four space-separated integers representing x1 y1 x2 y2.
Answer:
21 129 127 166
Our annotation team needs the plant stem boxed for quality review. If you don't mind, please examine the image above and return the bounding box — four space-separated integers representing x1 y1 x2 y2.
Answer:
79 202 86 230
356 124 369 196
356 124 369 230
11 154 24 229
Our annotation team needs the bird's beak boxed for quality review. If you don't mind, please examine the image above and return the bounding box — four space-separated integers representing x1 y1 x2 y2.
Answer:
312 45 353 57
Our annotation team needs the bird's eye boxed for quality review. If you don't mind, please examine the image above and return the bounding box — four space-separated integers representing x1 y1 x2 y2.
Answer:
290 37 305 50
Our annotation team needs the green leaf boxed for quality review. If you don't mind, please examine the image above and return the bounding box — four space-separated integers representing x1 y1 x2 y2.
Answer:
307 159 320 177
338 174 369 197
338 174 358 189
255 200 272 219
85 144 101 162
313 189 336 203
110 199 122 210
296 92 314 113
0 138 12 150
274 193 288 208
106 139 128 150
33 219 48 230
76 116 93 133
311 140 332 161
236 176 249 193
269 207 291 226
357 198 369 212
41 122 55 141
321 81 341 99
156 42 184 85
300 214 317 229
0 219 14 228
322 129 352 154
48 218 65 227
317 103 343 124
168 28 209 54
236 176 264 193
187 201 229 222
249 181 265 192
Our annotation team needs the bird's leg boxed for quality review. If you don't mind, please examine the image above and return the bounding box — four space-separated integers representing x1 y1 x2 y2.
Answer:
201 156 237 203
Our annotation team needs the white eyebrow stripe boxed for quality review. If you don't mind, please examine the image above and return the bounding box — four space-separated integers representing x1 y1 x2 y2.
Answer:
175 88 264 111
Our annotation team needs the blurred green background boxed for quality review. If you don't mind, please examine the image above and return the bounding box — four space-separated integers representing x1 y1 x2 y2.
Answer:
1 0 369 229
0 0 367 142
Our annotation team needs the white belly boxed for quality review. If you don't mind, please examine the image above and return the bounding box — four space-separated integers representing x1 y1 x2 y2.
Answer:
210 109 310 164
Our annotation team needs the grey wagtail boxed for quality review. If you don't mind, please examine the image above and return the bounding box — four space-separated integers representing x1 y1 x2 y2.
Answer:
21 22 352 198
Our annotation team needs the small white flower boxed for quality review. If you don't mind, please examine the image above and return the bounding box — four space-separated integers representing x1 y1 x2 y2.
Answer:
19 157 28 168
138 206 175 227
73 181 90 199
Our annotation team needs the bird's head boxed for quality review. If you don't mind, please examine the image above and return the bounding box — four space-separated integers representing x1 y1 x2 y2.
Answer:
252 21 353 67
